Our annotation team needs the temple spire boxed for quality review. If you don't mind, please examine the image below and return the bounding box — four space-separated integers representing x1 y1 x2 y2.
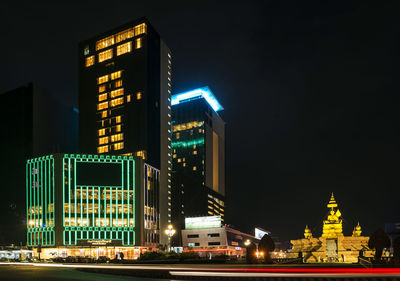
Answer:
304 225 313 239
327 192 338 209
322 193 343 238
352 222 362 237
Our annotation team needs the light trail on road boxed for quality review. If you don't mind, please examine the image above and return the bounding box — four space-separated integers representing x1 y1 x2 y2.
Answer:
2 262 400 278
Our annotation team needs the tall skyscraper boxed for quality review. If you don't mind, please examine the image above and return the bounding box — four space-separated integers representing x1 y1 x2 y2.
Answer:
0 82 78 245
78 18 171 244
171 87 225 242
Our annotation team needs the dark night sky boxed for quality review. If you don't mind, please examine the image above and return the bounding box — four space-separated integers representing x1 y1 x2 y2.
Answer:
1 1 399 242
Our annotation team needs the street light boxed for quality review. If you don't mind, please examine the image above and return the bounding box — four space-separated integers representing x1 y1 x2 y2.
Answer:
244 239 251 247
164 224 176 252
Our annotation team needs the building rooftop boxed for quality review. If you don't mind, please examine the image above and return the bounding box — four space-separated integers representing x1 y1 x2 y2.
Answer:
171 86 224 112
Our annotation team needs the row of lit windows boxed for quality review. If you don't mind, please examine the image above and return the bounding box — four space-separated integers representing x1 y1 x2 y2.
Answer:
99 81 122 93
98 125 121 136
97 71 121 85
85 56 95 67
99 134 123 145
116 41 132 56
73 189 133 200
97 97 124 110
96 23 146 51
91 38 142 65
64 217 134 227
208 194 225 207
110 88 124 98
65 204 133 214
98 93 107 102
111 133 123 142
98 49 113 63
173 121 204 132
110 97 124 107
97 142 124 154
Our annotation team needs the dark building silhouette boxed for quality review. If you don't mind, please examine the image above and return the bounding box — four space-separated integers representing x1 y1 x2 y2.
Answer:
78 18 171 243
0 82 78 245
171 87 226 245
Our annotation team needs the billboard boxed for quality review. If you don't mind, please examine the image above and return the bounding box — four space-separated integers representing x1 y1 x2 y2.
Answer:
185 216 221 229
255 227 270 239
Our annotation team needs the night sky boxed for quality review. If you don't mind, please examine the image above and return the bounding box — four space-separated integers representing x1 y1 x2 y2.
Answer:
1 1 399 243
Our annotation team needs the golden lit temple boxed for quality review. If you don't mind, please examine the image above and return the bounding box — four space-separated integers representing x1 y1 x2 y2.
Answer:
288 193 373 263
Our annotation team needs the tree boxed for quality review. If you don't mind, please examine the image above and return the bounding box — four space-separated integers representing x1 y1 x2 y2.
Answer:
246 242 257 264
392 236 400 265
258 234 275 263
368 228 391 263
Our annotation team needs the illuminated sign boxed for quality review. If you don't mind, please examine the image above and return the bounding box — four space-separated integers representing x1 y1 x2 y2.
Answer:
87 240 112 246
171 87 224 112
185 216 221 229
255 227 270 240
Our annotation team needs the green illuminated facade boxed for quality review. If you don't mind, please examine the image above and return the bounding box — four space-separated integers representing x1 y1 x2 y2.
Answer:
26 154 160 249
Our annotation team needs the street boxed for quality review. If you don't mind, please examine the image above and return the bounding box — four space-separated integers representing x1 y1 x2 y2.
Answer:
0 264 171 281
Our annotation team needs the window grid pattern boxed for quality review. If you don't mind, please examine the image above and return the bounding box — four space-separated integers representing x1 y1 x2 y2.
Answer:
95 23 146 51
62 155 135 246
97 71 125 154
26 156 55 246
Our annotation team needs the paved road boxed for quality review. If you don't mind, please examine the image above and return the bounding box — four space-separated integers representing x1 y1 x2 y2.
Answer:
1 262 400 280
0 264 171 281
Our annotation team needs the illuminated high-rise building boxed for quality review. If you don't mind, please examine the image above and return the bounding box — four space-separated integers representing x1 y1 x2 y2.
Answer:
78 18 171 243
26 153 160 259
171 87 225 243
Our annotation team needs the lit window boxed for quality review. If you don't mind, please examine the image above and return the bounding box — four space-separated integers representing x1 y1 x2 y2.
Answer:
173 154 176 158
97 145 109 154
97 101 108 110
183 163 186 167
193 151 197 155
98 49 113 63
96 35 115 51
85 56 95 67
135 150 147 160
110 97 124 107
115 116 121 123
115 28 134 43
134 23 146 36
177 158 181 163
193 166 197 171
98 129 105 136
114 142 124 150
173 121 204 132
115 80 122 88
136 92 142 100
98 136 109 145
99 85 106 93
98 93 107 102
97 75 109 84
101 111 107 118
110 88 124 98
115 125 121 132
117 41 132 56
111 71 121 80
111 133 123 142
127 95 131 102
135 38 142 49
176 132 180 139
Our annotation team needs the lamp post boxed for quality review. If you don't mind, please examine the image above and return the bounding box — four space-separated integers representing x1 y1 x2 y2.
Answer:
164 224 176 252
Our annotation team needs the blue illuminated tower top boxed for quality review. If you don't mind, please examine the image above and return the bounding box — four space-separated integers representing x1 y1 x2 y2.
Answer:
171 86 224 112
